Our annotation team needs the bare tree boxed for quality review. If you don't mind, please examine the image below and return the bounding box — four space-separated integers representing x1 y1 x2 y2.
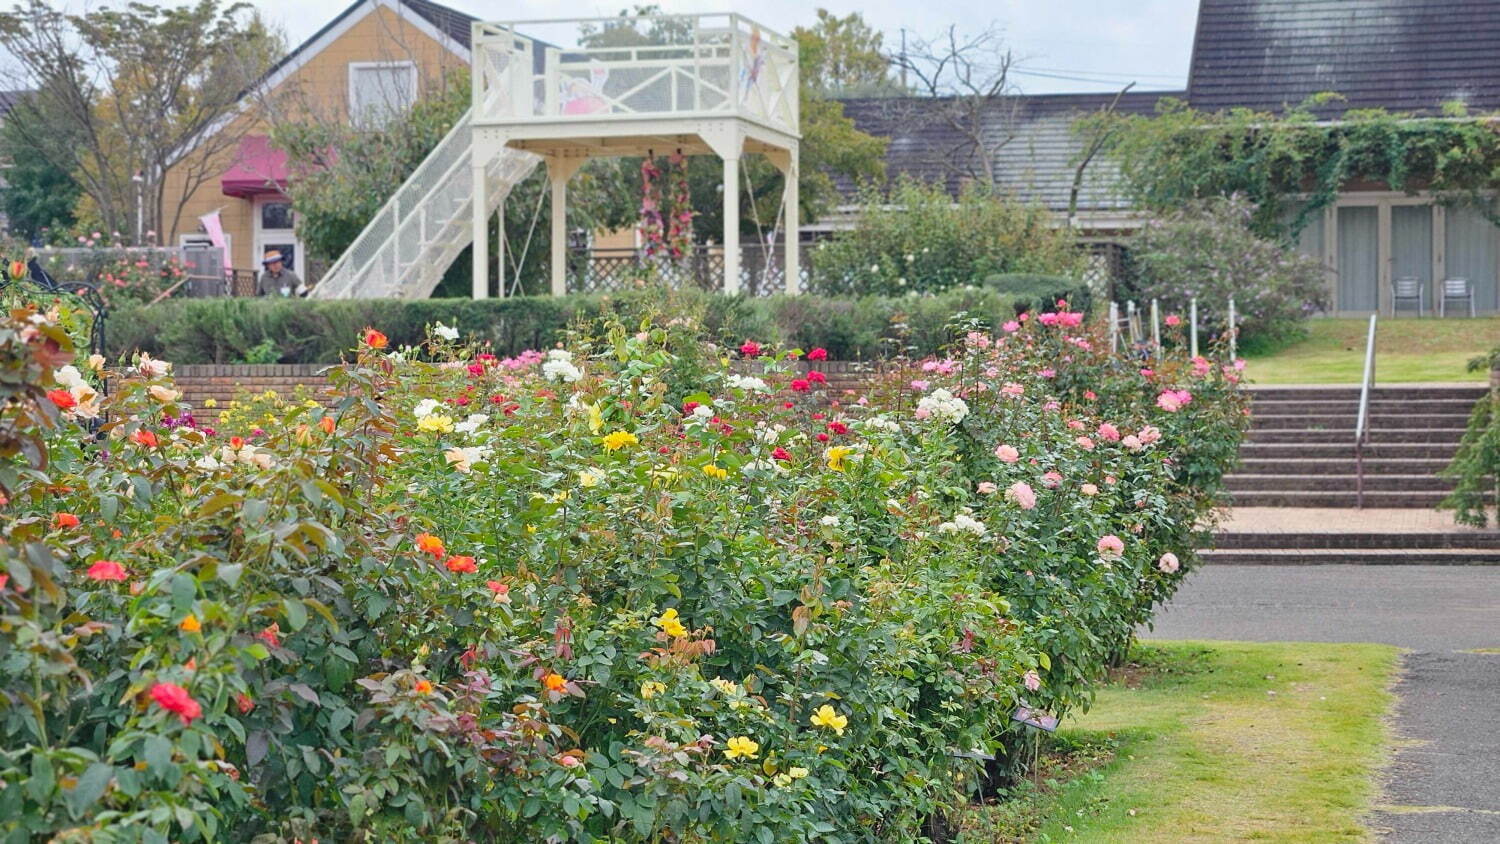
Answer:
887 24 1022 186
0 0 278 242
1067 82 1135 227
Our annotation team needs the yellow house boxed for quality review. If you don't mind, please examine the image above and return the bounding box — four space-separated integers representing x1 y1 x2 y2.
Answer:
162 0 477 282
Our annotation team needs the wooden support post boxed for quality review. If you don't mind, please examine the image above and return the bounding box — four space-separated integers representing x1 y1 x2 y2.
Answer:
546 157 584 297
783 152 800 295
723 153 741 295
471 159 487 300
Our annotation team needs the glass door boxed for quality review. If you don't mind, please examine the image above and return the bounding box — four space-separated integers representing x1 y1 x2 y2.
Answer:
1337 206 1379 312
1390 205 1433 312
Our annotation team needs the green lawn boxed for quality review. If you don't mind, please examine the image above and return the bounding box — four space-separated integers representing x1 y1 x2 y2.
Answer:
958 640 1399 843
1245 316 1500 384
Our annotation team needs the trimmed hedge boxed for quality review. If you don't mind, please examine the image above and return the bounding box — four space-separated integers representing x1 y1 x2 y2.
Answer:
108 287 1089 364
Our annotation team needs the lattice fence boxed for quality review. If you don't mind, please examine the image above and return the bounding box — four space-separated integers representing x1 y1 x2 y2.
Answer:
568 244 811 296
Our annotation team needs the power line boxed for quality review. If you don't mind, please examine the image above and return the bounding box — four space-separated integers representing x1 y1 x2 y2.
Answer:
1013 64 1186 81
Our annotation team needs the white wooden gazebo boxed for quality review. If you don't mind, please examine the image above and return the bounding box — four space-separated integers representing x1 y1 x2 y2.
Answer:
471 14 801 298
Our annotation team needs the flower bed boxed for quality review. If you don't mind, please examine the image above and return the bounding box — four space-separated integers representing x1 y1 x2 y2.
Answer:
0 298 1245 840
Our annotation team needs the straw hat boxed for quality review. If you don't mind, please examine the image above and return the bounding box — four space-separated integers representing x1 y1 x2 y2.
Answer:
261 249 285 266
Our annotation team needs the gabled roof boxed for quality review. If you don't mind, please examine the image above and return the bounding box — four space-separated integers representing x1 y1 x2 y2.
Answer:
1188 0 1500 115
253 0 474 99
837 91 1173 211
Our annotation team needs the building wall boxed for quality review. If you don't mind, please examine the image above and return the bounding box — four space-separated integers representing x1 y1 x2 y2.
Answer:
159 2 468 275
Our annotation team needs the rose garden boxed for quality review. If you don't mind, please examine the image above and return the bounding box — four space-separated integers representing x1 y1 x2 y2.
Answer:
0 282 1248 840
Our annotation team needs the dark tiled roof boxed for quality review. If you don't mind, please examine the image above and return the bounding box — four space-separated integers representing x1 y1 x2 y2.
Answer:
400 0 476 48
836 91 1174 210
1188 0 1500 115
0 89 31 118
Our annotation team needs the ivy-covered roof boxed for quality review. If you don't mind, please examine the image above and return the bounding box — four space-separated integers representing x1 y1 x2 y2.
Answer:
1188 0 1500 115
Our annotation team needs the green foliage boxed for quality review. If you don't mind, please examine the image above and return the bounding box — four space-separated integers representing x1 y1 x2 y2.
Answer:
1095 96 1500 238
792 9 901 98
1128 195 1328 345
109 288 1046 364
0 91 81 241
1440 365 1500 526
2 294 1244 839
983 273 1093 315
809 179 1089 295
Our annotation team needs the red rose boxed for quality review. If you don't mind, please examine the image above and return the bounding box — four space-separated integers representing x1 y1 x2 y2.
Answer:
150 682 203 725
86 560 128 581
738 340 762 358
47 389 76 409
790 379 811 393
807 370 827 384
807 347 828 361
771 447 791 461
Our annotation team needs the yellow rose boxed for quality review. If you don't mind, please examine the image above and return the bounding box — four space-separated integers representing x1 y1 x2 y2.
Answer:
417 414 454 434
701 464 728 480
652 607 688 638
724 736 759 760
601 430 638 451
640 681 666 700
824 446 855 472
810 704 848 736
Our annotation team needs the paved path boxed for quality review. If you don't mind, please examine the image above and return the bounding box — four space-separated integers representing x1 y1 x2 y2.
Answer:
1146 565 1500 842
1218 507 1496 535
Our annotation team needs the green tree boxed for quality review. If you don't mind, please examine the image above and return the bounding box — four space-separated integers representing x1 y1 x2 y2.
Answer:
794 9 900 97
0 88 81 240
0 0 280 241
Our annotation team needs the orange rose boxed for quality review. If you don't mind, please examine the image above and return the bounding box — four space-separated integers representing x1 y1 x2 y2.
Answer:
414 678 434 695
445 555 477 574
53 512 80 529
415 533 446 558
363 328 388 349
543 672 567 693
8 260 25 279
131 429 158 448
319 416 335 434
47 389 76 409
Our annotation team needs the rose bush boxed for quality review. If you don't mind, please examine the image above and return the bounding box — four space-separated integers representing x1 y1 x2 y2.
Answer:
0 294 1243 840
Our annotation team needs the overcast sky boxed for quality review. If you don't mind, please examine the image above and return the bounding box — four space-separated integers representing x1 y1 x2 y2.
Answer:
262 0 1200 95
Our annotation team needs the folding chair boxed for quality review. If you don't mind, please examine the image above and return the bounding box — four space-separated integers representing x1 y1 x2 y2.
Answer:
1439 277 1475 317
1391 276 1424 317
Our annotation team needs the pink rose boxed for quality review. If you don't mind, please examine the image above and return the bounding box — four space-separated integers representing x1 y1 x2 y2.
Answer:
1097 423 1120 442
1023 670 1041 691
1081 483 1098 496
994 444 1020 463
977 481 998 494
1096 534 1125 558
1158 552 1180 574
1007 481 1037 510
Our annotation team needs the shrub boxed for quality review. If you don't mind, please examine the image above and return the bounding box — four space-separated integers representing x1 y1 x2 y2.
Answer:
982 273 1092 315
1128 194 1329 349
808 179 1088 295
1440 348 1500 526
1 294 1244 839
108 287 1050 364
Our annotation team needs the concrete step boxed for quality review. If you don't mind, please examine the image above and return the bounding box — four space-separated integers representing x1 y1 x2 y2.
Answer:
1247 399 1480 415
1213 531 1500 550
1246 386 1486 401
1245 428 1466 444
1226 490 1451 507
1250 413 1469 430
1239 442 1460 460
1224 473 1453 492
1200 548 1500 565
1236 457 1453 475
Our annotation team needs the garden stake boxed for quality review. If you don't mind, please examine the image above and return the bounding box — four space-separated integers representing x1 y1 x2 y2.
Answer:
1151 298 1161 359
1190 298 1199 358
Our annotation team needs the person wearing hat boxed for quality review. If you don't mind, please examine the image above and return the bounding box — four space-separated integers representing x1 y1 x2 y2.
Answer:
256 249 307 297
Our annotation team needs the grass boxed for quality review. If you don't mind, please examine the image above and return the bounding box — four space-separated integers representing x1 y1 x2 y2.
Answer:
1244 316 1500 384
957 640 1399 843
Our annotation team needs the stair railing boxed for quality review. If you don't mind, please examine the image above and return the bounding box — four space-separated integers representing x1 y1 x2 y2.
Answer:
1354 313 1378 508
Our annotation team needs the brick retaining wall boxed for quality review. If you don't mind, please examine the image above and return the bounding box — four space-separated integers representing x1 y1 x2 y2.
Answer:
172 360 893 410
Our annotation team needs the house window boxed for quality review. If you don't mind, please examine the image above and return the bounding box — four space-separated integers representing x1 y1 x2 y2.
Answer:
349 61 417 129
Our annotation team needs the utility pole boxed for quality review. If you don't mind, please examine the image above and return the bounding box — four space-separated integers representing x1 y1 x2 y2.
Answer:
899 28 908 90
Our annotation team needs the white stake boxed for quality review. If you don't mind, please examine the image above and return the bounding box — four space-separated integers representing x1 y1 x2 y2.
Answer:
1227 297 1237 360
1190 297 1199 358
1151 298 1161 359
1109 301 1120 352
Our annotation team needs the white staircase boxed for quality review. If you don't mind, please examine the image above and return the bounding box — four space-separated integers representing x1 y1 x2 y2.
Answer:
312 107 540 299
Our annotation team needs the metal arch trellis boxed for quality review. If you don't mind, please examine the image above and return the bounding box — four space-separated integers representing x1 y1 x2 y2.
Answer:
2 258 111 391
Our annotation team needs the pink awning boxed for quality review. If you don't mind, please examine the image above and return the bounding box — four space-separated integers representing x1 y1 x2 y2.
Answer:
221 135 289 198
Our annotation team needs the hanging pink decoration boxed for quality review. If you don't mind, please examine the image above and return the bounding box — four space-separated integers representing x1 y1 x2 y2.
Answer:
665 152 695 260
639 156 666 259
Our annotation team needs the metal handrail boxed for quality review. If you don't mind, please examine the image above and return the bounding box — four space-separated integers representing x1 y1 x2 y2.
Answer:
1354 313 1378 508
